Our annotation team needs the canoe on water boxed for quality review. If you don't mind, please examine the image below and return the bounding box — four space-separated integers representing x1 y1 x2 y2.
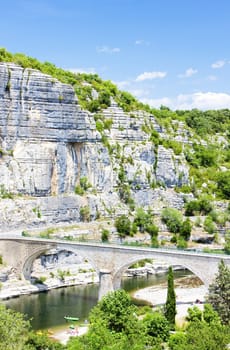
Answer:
64 316 79 322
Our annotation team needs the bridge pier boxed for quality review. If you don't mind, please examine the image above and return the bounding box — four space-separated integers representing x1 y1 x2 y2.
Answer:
98 269 114 300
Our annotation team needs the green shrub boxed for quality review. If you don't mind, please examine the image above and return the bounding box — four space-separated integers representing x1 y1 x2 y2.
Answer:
80 206 90 222
217 171 230 199
180 218 192 241
101 229 109 242
34 276 46 284
203 216 217 234
161 207 183 233
115 215 131 237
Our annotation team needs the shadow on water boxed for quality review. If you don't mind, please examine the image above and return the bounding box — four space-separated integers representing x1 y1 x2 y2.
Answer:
3 269 191 330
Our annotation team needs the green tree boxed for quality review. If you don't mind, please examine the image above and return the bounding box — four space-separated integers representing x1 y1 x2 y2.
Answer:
89 289 143 338
26 331 64 349
161 208 183 233
184 321 230 350
80 205 90 222
217 171 230 199
101 229 109 242
207 260 230 325
164 266 176 329
179 218 192 241
203 216 216 234
115 215 131 238
224 230 230 254
0 304 30 350
143 311 169 342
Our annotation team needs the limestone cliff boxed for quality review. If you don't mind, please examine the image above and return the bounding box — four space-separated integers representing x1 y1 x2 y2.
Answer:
0 63 189 231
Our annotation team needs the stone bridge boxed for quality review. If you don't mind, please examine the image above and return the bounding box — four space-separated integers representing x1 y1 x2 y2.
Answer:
0 237 230 299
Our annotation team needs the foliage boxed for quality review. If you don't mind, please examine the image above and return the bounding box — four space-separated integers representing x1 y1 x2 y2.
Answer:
89 289 139 334
115 215 131 237
0 184 13 199
133 208 158 237
168 331 187 350
0 48 151 113
186 305 202 323
217 170 230 199
224 231 230 254
26 331 64 349
168 321 230 350
101 229 110 242
186 144 218 168
0 304 30 350
203 216 217 234
184 108 230 136
184 197 213 216
164 266 176 329
207 260 230 325
75 176 91 195
143 311 170 342
80 205 90 222
176 237 188 249
161 208 183 233
179 218 192 241
162 139 182 155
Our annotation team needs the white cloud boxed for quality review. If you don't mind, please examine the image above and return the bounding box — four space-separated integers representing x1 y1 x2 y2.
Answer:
135 39 150 46
136 71 167 81
141 97 172 108
211 60 225 69
178 67 198 78
207 75 217 81
176 92 230 110
113 80 130 89
140 92 230 110
67 67 96 74
96 46 120 54
129 89 150 98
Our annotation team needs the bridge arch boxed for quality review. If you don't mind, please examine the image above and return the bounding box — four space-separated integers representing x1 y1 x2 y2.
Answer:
112 254 208 291
23 247 52 280
23 246 100 281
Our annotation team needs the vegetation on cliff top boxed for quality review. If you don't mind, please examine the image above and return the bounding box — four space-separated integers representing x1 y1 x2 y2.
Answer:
0 48 229 209
0 47 230 136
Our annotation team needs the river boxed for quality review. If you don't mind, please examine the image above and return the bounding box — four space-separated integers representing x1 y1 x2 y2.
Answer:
3 269 191 330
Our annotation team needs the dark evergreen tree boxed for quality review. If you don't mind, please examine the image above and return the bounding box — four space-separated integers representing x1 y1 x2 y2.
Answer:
207 260 230 325
164 266 176 329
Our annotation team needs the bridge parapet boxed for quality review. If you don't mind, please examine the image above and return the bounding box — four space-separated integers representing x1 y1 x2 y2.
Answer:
0 237 230 299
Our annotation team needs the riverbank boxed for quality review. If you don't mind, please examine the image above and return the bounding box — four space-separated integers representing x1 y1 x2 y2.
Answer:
51 276 208 345
51 324 88 345
133 275 208 325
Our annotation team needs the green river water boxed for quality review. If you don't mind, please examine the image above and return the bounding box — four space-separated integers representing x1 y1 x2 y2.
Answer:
3 269 190 330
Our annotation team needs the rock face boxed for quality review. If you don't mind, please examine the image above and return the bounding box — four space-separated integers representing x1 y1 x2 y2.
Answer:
0 63 189 231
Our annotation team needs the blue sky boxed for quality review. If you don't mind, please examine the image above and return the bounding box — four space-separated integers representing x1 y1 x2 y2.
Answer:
1 0 230 110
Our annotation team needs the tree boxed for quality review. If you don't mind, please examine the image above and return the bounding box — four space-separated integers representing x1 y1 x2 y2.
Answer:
180 322 230 350
224 230 230 254
26 331 64 349
161 208 183 233
164 266 176 329
90 289 139 334
217 171 230 199
203 216 217 234
207 260 230 325
0 304 30 350
101 229 109 242
115 215 131 238
143 311 169 342
179 218 192 241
